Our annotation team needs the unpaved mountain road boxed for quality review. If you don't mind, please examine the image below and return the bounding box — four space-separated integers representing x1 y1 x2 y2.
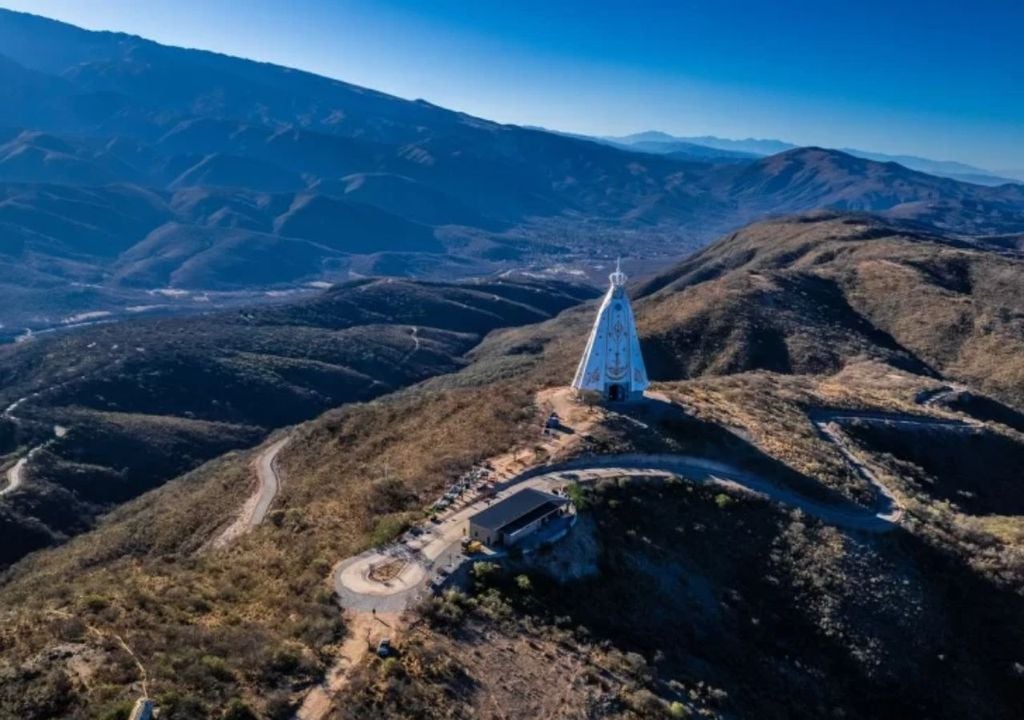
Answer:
916 383 970 408
808 400 982 526
293 611 398 720
2 391 52 497
2 449 39 497
1 371 113 497
396 325 421 365
210 436 289 549
328 391 990 615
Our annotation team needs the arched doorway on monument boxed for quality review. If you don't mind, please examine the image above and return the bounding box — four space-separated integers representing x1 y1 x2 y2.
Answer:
607 384 626 402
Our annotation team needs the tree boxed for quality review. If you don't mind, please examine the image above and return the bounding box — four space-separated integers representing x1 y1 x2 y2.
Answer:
669 700 691 718
565 482 590 510
472 561 500 583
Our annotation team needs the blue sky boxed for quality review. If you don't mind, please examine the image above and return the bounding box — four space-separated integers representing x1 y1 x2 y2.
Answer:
4 0 1023 171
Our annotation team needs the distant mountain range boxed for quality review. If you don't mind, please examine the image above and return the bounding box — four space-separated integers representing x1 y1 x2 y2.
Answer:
605 130 1023 186
603 131 791 158
1 8 1023 333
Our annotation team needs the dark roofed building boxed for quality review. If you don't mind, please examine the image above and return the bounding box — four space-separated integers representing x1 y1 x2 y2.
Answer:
467 488 568 546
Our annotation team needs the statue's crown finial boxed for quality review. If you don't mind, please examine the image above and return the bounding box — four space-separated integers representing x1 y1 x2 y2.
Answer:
609 257 627 287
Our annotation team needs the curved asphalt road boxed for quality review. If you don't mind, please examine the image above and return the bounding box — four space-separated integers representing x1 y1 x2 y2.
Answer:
332 399 986 613
333 447 909 615
304 390 981 720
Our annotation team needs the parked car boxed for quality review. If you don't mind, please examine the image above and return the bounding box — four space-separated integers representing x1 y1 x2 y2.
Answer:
377 638 392 658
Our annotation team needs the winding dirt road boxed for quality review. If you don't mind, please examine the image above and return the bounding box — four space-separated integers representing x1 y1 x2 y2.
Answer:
808 404 979 525
2 375 94 497
2 450 38 497
48 609 150 697
211 436 289 549
393 325 422 366
2 393 49 497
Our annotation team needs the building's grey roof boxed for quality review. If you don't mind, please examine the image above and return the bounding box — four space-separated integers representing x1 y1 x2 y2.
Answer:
501 500 564 535
470 488 567 532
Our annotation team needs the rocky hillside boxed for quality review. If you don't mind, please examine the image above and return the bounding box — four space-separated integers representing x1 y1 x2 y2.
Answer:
631 212 1024 407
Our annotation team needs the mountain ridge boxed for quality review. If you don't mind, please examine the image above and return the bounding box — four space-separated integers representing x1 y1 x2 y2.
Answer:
0 274 597 566
1 8 1023 335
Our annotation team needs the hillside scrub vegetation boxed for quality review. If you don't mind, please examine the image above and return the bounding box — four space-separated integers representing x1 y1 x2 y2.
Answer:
634 212 1024 407
2 212 1023 718
0 277 594 566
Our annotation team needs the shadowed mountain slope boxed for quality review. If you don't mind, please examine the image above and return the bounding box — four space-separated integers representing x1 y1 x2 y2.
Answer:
0 276 596 566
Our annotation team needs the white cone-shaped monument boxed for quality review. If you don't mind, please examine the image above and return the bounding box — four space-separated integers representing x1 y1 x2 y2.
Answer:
571 259 649 402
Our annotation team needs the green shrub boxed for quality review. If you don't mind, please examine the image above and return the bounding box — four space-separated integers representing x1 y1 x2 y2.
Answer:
367 514 414 547
200 655 235 682
565 482 590 509
379 657 405 679
98 702 133 720
423 591 467 628
472 561 500 583
156 691 206 720
266 647 301 675
367 477 417 513
264 693 294 720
